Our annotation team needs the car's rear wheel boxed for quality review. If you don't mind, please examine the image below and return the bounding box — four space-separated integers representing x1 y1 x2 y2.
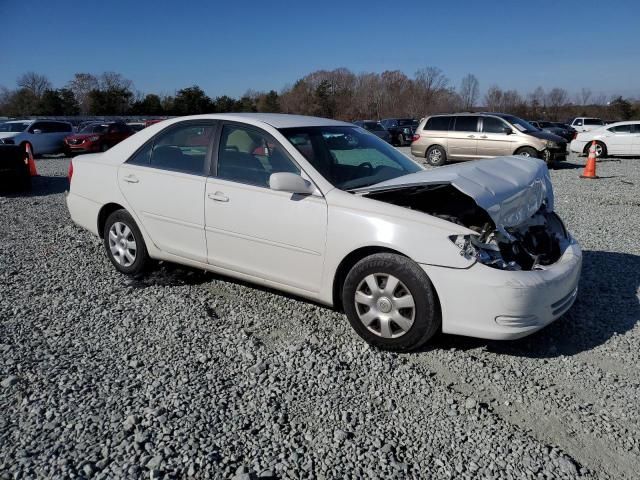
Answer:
103 210 149 275
426 145 447 166
584 141 606 158
342 253 440 352
516 146 538 158
396 133 405 147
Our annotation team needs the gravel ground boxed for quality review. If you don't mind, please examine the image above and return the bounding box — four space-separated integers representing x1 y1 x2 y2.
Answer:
1 151 639 479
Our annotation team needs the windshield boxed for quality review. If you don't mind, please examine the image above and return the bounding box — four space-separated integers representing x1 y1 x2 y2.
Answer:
279 126 421 190
0 122 30 133
498 115 537 133
80 124 108 133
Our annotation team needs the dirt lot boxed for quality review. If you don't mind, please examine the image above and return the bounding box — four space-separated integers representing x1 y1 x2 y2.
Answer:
1 152 639 479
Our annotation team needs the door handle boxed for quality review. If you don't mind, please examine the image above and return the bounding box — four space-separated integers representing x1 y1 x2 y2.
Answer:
208 192 229 202
467 135 476 138
122 174 139 184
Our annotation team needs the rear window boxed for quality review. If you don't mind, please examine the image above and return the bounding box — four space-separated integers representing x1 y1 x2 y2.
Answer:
363 121 384 131
424 116 449 131
584 118 604 126
397 119 417 127
452 116 478 132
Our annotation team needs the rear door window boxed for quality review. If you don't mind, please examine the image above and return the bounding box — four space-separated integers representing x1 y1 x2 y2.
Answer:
452 116 478 132
424 116 450 131
608 124 632 133
585 118 604 126
148 122 215 175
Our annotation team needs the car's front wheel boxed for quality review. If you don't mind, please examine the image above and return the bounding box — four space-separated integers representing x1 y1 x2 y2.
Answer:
516 146 539 158
342 253 440 352
103 209 149 275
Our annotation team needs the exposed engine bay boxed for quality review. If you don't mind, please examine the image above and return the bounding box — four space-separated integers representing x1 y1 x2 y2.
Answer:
364 184 570 271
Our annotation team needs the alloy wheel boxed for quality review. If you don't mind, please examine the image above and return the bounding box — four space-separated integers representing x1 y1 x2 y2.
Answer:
108 222 137 267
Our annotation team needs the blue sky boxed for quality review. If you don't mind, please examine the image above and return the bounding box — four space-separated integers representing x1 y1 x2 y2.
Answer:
1 0 639 99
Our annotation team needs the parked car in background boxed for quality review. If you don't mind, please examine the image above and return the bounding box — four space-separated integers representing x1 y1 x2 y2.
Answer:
0 120 73 156
66 113 581 351
64 121 134 156
380 118 418 146
75 120 105 133
353 120 392 143
570 121 640 158
127 122 146 132
529 121 574 142
411 113 567 166
568 117 604 132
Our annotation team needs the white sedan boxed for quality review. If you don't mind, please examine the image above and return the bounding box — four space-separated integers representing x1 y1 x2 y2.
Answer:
66 114 582 351
570 121 640 158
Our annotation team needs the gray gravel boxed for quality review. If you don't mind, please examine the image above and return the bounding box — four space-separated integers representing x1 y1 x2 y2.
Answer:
1 152 639 479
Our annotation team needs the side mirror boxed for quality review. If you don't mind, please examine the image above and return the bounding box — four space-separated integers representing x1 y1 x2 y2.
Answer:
269 172 315 195
32 129 42 134
503 127 513 135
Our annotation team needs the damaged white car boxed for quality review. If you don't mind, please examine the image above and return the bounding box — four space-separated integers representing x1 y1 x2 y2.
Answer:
66 114 582 351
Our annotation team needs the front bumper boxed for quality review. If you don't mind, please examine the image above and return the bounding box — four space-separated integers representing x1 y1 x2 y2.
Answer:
543 145 568 162
65 143 100 155
421 238 582 340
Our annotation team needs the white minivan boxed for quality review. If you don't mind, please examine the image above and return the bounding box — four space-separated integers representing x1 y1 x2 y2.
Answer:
0 120 73 156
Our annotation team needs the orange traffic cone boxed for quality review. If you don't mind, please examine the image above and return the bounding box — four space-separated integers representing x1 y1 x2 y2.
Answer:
580 140 598 179
25 143 38 176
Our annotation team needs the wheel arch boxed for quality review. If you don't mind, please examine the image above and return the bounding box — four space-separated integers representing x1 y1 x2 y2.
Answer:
331 246 441 314
97 202 127 238
425 143 446 158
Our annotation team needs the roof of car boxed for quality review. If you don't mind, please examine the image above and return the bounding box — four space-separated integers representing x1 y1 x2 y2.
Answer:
181 113 352 129
604 120 639 126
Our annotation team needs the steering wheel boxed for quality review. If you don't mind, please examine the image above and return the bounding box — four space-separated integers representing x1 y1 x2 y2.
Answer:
356 162 373 173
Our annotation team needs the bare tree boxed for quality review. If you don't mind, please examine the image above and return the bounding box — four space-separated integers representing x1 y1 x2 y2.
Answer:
484 85 503 111
459 74 479 111
68 73 99 114
99 72 134 91
579 88 592 106
17 72 52 97
546 88 569 120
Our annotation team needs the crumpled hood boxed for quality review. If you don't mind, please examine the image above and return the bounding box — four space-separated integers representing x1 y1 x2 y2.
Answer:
356 156 554 229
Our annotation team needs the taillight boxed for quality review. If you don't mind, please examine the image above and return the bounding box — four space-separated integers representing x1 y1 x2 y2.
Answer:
412 134 421 142
572 132 577 140
68 160 73 183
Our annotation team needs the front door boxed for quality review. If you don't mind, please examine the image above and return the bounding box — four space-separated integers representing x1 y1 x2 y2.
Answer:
204 123 327 293
477 116 514 157
118 121 216 263
448 116 478 159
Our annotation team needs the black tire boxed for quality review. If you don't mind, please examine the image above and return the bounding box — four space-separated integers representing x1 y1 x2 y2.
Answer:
425 145 447 166
103 209 150 276
396 133 404 147
583 141 606 158
342 253 440 352
18 173 32 192
516 146 538 158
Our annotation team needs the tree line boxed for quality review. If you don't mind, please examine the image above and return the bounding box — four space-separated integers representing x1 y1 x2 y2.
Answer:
1 69 638 122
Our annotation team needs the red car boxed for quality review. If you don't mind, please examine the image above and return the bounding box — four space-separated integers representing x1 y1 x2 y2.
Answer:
64 122 134 156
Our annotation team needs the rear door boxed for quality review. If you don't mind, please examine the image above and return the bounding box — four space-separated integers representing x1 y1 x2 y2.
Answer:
477 116 514 157
448 116 478 159
118 120 216 263
47 122 72 153
605 124 633 155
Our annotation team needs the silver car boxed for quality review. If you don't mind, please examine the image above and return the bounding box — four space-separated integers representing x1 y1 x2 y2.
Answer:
0 120 73 156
